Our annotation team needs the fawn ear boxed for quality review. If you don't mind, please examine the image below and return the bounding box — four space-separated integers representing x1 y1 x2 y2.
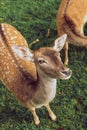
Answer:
11 45 34 61
53 34 67 52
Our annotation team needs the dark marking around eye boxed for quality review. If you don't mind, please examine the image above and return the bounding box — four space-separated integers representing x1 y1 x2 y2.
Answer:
38 60 45 64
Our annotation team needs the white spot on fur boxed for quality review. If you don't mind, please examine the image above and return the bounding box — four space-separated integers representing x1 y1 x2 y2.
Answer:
14 30 18 34
10 36 17 40
84 15 87 23
1 24 4 31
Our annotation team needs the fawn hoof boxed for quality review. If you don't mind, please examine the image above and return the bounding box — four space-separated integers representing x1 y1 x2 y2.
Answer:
50 114 57 121
36 123 40 128
52 115 57 121
35 119 40 127
55 117 58 122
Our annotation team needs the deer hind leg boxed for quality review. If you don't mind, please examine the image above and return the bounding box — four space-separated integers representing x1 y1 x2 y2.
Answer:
44 104 57 121
29 107 40 126
64 41 69 65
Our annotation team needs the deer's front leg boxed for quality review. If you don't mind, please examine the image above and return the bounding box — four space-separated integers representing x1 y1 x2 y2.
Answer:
64 41 69 65
44 104 57 121
29 107 40 126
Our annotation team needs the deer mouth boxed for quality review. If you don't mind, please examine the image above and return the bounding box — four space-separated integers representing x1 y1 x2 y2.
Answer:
59 69 72 80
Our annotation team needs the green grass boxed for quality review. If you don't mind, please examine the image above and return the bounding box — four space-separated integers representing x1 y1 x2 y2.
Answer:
0 0 87 130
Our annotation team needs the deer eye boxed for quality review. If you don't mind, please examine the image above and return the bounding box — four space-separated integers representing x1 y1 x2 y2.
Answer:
38 59 46 64
38 58 47 64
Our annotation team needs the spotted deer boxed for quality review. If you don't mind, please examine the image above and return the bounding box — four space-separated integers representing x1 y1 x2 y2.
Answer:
57 0 87 65
0 23 72 126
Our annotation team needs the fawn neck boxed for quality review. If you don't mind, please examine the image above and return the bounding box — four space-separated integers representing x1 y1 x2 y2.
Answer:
37 66 57 88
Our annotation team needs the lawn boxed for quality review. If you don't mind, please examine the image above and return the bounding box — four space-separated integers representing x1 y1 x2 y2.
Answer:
0 0 87 130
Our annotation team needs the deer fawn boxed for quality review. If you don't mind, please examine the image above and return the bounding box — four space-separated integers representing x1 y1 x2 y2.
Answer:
0 23 72 126
57 0 87 65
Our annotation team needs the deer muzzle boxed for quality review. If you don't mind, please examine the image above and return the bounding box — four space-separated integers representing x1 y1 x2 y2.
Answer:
59 68 72 80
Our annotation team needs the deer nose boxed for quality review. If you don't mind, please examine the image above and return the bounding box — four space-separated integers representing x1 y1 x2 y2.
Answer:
61 69 72 76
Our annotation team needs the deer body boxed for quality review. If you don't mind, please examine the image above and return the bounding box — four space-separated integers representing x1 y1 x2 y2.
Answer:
57 0 87 64
0 23 72 125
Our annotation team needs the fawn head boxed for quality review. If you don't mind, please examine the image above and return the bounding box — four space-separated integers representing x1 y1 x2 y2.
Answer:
12 34 72 80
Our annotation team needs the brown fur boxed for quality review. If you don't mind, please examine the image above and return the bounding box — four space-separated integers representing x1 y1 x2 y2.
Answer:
57 0 87 64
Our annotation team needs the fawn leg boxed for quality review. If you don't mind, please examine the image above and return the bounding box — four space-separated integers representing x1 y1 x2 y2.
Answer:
29 107 40 126
44 104 57 121
64 41 69 65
